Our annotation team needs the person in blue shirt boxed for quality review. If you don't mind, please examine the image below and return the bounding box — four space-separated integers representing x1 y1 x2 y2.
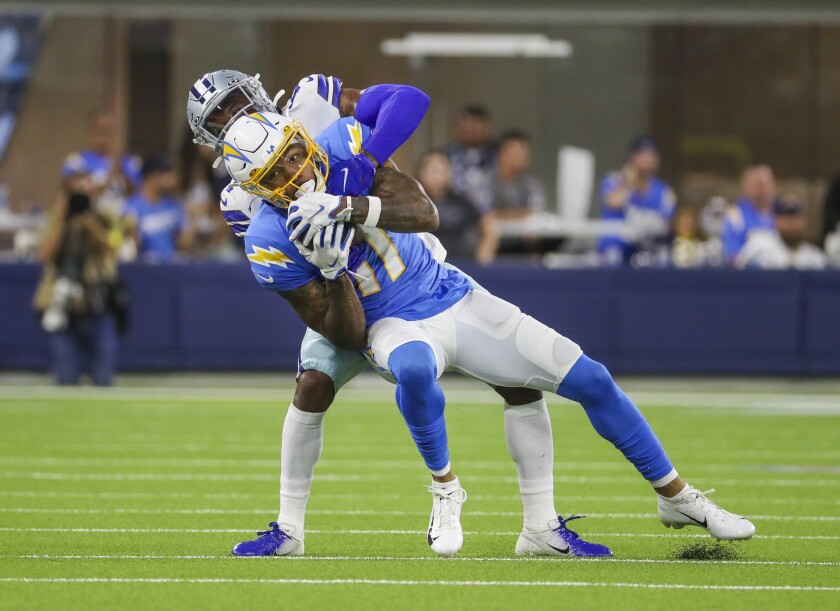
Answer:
61 110 142 207
224 111 755 559
721 164 778 263
598 136 676 265
123 154 195 262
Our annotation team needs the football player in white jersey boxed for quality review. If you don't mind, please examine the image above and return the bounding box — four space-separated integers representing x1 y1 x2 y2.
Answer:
186 71 553 557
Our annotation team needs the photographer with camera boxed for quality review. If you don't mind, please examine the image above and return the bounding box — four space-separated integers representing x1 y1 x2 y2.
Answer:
33 171 125 386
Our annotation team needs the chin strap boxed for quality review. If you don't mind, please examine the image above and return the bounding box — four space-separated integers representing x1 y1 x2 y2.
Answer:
273 88 287 107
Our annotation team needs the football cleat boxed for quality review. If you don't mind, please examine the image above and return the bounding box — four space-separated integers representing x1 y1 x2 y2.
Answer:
515 514 613 557
427 483 467 558
658 486 756 540
231 522 304 556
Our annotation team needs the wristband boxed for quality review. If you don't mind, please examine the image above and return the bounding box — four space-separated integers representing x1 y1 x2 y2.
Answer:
363 196 382 228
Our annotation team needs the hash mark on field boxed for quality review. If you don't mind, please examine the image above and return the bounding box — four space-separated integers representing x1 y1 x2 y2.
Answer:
1 527 838 541
1 555 838 567
1 577 838 591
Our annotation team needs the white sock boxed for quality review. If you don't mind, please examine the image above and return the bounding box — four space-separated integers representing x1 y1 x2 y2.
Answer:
650 468 680 491
431 475 461 493
504 399 557 532
277 403 325 537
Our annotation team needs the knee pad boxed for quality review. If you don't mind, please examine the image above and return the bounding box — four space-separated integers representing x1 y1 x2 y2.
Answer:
560 355 617 406
388 341 438 386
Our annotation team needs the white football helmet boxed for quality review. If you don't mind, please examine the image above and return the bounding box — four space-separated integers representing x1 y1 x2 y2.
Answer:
186 69 275 151
221 111 329 207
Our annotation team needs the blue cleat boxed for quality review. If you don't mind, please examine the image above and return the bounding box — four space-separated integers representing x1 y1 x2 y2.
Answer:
231 522 304 557
515 514 613 557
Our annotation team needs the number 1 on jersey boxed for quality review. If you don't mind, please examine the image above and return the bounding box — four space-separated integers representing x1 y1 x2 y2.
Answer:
352 228 406 295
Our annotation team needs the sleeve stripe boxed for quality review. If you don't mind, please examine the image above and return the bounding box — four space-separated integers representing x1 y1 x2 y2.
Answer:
221 210 250 222
331 77 343 108
317 75 329 101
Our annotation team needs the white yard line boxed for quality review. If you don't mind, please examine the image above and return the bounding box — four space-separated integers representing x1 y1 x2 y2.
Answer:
0 577 837 591
0 527 838 540
1 442 838 463
0 490 836 506
1 471 838 487
0 507 836 522
2 456 838 475
3 384 840 414
0 555 837 567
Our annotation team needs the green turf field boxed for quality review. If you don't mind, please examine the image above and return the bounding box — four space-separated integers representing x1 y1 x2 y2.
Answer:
1 376 839 610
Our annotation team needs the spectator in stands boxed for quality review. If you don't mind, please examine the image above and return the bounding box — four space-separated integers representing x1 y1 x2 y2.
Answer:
669 205 721 268
123 154 195 263
417 150 498 264
598 136 676 266
33 171 124 385
445 105 495 210
179 129 237 260
736 194 827 270
60 110 141 218
487 130 546 219
721 164 777 263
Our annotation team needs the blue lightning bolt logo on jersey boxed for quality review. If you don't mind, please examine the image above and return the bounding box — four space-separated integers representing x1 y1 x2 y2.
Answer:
244 117 472 325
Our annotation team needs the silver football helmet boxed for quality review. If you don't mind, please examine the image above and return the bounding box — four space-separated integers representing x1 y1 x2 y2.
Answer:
186 69 274 151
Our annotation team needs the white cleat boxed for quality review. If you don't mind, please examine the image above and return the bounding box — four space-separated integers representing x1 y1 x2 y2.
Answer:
427 483 467 557
658 485 756 540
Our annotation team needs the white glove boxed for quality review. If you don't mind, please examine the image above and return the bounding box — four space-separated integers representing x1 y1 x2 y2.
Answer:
287 191 352 247
296 222 355 281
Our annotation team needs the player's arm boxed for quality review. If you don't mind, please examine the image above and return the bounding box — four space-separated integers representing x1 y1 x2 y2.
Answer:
347 167 438 232
289 169 438 245
340 84 430 169
331 84 430 196
338 88 360 118
279 276 367 351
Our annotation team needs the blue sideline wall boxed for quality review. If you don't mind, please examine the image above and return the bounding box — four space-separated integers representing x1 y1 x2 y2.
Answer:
2 263 839 375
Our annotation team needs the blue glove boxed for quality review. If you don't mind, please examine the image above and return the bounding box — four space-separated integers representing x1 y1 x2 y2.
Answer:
327 152 377 196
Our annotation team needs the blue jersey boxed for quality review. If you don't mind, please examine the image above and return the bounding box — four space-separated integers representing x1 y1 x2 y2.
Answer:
62 150 142 190
721 199 775 262
244 117 472 326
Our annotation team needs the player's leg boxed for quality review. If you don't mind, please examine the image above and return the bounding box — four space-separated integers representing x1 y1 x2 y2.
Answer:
461 263 565 545
558 355 755 539
450 289 754 541
232 329 369 557
490 386 560 535
368 318 466 557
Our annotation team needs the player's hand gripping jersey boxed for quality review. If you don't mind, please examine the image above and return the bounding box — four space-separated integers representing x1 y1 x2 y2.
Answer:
244 116 471 326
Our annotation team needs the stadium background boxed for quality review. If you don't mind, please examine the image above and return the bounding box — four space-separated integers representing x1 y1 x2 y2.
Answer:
2 1 840 374
0 3 839 610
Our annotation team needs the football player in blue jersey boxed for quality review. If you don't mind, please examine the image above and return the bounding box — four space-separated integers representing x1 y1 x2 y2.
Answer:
223 110 756 558
187 71 549 557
